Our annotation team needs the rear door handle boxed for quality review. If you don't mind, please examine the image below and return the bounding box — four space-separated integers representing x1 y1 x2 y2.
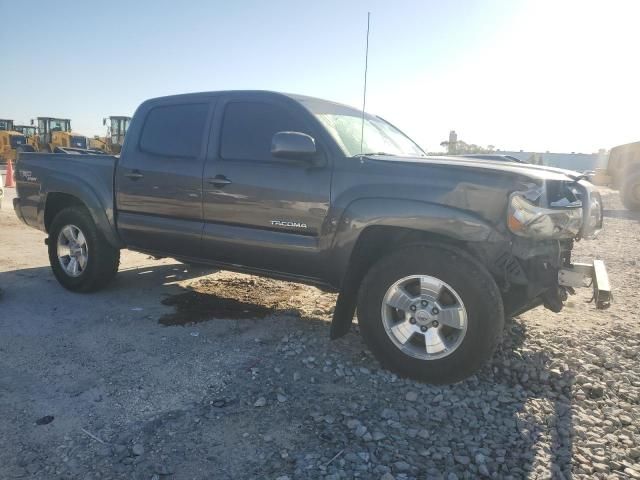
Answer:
125 170 144 180
207 175 232 187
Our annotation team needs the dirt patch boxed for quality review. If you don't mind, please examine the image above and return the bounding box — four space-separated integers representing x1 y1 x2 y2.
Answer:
159 274 337 326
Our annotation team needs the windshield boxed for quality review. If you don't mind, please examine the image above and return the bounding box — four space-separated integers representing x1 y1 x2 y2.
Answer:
15 126 36 137
315 113 425 157
298 98 424 157
48 119 71 132
0 120 13 131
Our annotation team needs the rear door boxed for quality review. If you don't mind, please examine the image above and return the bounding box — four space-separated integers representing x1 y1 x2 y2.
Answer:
201 95 332 278
115 99 214 256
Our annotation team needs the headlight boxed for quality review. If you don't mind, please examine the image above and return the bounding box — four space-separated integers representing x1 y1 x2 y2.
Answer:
508 193 583 239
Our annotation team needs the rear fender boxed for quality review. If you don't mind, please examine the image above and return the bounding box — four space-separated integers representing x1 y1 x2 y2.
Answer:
42 174 123 248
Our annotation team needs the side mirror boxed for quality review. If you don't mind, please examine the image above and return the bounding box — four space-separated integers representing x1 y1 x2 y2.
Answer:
271 131 316 160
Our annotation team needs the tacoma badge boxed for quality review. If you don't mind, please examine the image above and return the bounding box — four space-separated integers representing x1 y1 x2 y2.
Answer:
271 220 308 229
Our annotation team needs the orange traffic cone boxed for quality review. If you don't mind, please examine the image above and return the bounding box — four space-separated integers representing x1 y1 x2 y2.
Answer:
5 159 16 188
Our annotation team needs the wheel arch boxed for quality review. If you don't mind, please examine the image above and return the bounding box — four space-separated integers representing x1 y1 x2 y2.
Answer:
328 198 506 339
43 188 123 249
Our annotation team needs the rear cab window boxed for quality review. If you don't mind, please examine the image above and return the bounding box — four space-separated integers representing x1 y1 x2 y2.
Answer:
139 103 209 158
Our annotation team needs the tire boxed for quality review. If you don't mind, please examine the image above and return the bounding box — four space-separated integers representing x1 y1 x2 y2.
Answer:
357 244 504 384
48 206 120 292
621 171 640 211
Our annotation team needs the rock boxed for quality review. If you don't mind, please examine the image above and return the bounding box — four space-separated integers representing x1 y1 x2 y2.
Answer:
405 391 418 402
381 473 395 480
394 461 411 472
355 425 368 437
372 431 386 441
619 414 633 425
277 393 288 403
293 372 301 381
454 455 471 465
590 385 605 398
132 443 144 456
35 415 54 425
346 419 361 429
254 397 267 407
381 408 399 421
624 468 640 479
592 463 609 473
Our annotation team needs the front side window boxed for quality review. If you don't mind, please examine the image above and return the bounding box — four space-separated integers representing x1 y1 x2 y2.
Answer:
220 102 306 161
140 103 208 158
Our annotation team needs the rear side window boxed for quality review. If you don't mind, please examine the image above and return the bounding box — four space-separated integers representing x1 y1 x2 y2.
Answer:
139 103 208 158
220 101 306 161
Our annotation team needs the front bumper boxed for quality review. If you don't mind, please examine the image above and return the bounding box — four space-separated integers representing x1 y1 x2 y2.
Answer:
558 260 612 309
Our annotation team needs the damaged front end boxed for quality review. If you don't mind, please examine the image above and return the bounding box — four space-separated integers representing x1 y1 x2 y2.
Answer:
477 179 611 317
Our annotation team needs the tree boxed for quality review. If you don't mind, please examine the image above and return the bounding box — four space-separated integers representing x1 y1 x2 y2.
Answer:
440 138 496 155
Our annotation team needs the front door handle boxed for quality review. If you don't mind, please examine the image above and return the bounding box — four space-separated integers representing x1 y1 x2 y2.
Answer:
125 170 144 180
207 175 232 187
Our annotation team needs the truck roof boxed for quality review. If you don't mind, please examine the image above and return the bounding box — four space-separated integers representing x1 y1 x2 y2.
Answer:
143 90 365 117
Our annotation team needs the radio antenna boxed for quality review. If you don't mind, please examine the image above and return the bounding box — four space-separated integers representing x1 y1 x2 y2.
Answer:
360 12 371 154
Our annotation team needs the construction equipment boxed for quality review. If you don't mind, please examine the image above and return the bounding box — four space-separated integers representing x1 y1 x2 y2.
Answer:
33 117 88 152
13 124 38 150
89 116 131 154
0 119 32 164
607 141 640 211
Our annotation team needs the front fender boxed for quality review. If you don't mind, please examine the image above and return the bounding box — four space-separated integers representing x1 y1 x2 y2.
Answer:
325 198 506 339
327 197 503 285
41 173 123 248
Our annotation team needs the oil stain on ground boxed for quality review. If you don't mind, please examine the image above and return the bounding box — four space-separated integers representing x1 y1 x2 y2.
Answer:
158 274 336 326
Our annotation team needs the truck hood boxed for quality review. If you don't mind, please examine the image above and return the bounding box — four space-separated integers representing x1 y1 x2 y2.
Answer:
366 154 584 182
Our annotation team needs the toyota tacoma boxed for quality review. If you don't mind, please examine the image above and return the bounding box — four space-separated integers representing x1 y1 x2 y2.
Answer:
13 91 611 383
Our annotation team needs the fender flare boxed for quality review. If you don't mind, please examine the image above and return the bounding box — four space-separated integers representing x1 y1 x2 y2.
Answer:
41 174 123 248
328 198 504 339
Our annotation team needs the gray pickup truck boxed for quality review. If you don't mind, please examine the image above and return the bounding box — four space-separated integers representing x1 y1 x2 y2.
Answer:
13 91 611 383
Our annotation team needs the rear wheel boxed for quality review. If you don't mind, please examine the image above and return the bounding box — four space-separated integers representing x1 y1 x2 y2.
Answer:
621 171 640 211
357 244 504 384
48 206 120 292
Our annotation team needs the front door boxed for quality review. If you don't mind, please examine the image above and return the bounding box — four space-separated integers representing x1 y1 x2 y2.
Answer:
201 96 332 278
115 101 213 257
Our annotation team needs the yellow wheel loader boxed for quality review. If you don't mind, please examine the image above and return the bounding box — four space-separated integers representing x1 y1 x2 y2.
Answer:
0 119 33 165
13 124 38 149
88 116 131 154
33 117 88 152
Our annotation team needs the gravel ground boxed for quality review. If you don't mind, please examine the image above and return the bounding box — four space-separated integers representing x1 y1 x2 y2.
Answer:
0 187 638 479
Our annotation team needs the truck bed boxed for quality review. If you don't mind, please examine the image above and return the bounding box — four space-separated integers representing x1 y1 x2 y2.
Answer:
14 152 118 234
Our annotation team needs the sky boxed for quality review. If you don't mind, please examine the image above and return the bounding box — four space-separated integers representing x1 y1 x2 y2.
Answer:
1 0 638 153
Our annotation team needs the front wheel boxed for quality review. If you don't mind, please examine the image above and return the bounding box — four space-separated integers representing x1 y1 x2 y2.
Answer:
48 206 120 292
357 244 504 384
